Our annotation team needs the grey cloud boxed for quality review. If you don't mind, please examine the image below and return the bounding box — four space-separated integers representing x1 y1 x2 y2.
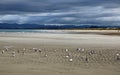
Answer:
0 0 120 14
0 0 120 26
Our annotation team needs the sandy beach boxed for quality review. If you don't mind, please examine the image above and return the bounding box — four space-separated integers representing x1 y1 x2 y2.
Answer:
0 30 120 75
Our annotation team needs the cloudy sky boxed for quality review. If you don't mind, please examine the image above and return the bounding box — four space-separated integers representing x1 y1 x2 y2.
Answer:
0 0 120 26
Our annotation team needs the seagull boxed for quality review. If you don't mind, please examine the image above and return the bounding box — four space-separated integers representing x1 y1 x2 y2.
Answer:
69 58 73 62
2 50 5 54
65 49 68 52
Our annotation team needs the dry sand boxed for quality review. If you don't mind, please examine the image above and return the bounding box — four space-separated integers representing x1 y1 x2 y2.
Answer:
0 30 120 75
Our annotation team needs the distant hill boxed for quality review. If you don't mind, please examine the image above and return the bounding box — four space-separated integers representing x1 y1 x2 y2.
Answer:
0 23 120 29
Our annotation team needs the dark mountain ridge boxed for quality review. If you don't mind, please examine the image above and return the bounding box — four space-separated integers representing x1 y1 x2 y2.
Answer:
0 23 120 29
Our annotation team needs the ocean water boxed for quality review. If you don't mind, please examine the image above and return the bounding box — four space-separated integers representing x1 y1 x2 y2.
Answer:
0 29 65 34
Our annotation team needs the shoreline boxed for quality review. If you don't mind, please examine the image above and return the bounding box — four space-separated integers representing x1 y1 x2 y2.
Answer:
0 29 120 35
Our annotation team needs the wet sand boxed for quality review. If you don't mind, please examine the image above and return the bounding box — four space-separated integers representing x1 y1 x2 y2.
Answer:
63 30 120 35
0 30 120 75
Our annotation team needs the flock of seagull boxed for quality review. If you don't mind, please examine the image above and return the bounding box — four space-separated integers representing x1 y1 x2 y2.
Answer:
1 46 120 64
